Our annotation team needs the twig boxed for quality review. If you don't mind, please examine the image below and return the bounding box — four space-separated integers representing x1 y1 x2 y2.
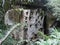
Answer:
0 23 21 45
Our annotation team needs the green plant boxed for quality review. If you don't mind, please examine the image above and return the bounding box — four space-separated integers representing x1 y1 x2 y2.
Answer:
46 0 60 20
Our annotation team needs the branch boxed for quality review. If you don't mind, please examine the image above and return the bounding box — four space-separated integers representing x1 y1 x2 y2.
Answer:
0 23 21 44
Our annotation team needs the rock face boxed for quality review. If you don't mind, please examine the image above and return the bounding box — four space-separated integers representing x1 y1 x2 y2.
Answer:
5 8 44 40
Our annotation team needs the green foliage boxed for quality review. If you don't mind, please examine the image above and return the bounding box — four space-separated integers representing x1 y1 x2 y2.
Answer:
2 35 17 45
46 0 60 20
37 31 50 40
0 0 7 30
49 28 60 39
0 33 4 39
4 0 11 12
56 28 60 32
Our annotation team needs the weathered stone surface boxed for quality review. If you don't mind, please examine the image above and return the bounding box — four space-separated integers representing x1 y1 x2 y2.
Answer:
5 8 44 40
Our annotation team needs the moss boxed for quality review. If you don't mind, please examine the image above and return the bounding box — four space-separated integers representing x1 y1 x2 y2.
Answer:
37 31 51 40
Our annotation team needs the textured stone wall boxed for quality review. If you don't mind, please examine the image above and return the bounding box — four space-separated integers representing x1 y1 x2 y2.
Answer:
5 8 44 40
23 9 44 39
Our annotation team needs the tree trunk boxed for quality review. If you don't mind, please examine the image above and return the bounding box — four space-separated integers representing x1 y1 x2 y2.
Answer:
43 15 49 35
